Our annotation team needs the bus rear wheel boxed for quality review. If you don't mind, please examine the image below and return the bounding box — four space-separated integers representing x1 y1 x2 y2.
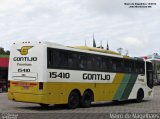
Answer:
80 91 92 108
67 91 80 109
136 89 144 103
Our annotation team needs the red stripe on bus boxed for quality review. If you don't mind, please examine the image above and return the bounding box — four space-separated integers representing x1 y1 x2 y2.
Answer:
30 83 37 86
12 82 18 85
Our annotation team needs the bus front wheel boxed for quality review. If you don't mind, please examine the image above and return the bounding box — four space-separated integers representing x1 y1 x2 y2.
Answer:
67 91 80 109
136 89 144 103
80 91 92 108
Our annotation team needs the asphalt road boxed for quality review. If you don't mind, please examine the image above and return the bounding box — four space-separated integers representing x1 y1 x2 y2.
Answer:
0 86 160 119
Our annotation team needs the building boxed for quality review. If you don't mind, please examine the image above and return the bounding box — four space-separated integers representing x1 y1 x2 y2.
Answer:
0 47 9 92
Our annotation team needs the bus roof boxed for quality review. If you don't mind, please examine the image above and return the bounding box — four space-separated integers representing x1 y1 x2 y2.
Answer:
46 42 124 58
71 46 120 55
12 41 144 61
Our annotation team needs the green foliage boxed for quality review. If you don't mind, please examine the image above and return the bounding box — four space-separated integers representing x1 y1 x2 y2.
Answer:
0 47 10 55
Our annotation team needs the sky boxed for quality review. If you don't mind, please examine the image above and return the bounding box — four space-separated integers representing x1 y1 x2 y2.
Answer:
0 0 160 56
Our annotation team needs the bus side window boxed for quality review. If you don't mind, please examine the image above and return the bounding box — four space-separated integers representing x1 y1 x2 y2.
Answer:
47 48 58 68
146 62 153 88
68 53 77 69
140 62 144 74
101 57 107 71
128 61 133 72
112 62 116 71
101 57 111 71
78 55 87 69
48 49 52 65
95 56 102 69
115 58 123 72
135 61 145 74
92 56 100 70
135 62 138 73
124 59 132 73
130 60 135 73
87 55 92 69
139 62 145 74
108 58 114 71
124 60 128 72
112 58 120 72
59 51 68 68
133 61 137 73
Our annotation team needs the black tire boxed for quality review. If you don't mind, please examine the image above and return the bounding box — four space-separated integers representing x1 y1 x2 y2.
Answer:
136 89 144 103
112 100 119 103
80 91 92 108
67 91 80 109
40 104 49 108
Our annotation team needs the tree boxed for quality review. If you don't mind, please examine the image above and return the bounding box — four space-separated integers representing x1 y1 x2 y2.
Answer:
0 47 5 54
117 48 123 55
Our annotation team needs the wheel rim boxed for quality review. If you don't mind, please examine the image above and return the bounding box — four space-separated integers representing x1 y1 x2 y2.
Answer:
84 94 91 104
81 92 92 107
69 93 79 107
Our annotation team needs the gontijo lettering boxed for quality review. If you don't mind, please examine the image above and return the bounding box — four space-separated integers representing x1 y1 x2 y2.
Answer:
13 57 37 61
83 73 110 80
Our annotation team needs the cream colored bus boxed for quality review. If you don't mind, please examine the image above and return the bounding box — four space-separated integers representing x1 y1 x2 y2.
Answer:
8 41 153 109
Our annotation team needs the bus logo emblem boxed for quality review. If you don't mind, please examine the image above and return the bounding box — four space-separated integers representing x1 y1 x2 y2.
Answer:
17 46 33 55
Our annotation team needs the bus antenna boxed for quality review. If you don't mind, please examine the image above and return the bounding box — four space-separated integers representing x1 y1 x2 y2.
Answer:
106 40 109 50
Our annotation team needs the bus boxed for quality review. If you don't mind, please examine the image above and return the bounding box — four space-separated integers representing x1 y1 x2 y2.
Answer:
8 41 153 109
143 53 160 85
152 59 160 85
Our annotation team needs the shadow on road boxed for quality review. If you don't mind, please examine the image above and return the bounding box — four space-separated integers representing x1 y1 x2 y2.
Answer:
92 100 149 107
15 104 68 111
15 99 150 111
